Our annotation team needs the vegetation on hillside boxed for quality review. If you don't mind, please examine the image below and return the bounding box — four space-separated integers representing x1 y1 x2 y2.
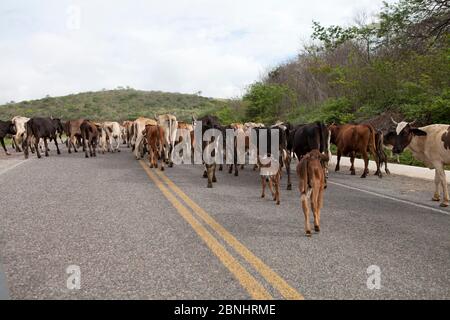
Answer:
225 0 450 126
0 89 228 122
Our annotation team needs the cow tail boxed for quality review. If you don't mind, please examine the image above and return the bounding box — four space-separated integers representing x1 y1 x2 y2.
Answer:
317 122 325 154
367 126 379 164
298 157 309 200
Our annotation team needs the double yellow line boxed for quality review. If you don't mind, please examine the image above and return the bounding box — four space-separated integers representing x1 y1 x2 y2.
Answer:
139 160 304 300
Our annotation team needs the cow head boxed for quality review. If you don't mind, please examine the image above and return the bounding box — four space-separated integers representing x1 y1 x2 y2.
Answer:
390 119 427 154
7 121 16 135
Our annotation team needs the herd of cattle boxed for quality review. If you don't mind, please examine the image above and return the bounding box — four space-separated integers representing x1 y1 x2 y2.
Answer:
0 114 449 235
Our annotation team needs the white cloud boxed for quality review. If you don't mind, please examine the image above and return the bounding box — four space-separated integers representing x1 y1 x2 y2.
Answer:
0 0 393 103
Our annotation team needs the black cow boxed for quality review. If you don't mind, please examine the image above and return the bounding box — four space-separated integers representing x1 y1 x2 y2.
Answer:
288 122 331 183
194 115 224 188
23 117 62 159
0 120 16 155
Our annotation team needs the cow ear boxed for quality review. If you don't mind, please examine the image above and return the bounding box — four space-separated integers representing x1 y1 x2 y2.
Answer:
411 129 427 136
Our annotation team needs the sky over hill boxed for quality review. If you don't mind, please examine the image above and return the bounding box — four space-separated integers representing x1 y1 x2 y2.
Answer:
0 0 394 103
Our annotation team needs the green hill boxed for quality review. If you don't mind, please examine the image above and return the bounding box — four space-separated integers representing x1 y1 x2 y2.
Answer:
0 89 228 122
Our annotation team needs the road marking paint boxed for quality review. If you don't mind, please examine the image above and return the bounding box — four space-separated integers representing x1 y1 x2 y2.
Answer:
139 161 272 300
0 160 28 177
155 170 304 300
329 181 450 216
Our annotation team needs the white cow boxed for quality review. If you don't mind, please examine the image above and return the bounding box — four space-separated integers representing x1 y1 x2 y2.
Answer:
132 117 157 159
12 116 30 152
103 121 122 153
11 116 44 153
390 121 450 207
157 114 178 167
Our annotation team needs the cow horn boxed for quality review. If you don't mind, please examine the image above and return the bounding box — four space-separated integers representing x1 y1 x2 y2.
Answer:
391 117 398 125
409 120 417 126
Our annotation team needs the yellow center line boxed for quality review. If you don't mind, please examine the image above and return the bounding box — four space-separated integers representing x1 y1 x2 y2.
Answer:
154 169 304 300
139 161 273 300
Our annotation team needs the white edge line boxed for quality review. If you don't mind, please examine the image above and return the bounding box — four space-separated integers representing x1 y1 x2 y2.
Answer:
329 181 450 216
0 160 29 177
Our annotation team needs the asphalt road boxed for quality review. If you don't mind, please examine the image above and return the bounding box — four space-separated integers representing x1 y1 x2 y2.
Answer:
0 146 448 300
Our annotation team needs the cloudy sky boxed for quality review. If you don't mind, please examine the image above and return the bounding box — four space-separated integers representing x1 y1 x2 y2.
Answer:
0 0 393 103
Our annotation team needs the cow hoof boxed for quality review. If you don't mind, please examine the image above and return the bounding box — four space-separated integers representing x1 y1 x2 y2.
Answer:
335 167 340 172
169 163 173 168
207 183 213 188
212 177 217 183
261 195 265 198
432 196 440 202
85 155 89 158
203 172 207 178
234 172 239 177
314 226 320 232
287 184 292 191
276 201 280 205
6 152 11 156
161 167 165 172
361 175 367 179
386 169 391 175
118 150 121 153
440 202 449 208
305 231 312 237
351 171 356 176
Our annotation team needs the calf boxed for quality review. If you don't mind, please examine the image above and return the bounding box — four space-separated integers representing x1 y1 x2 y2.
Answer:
0 120 16 155
80 120 99 158
23 118 62 159
388 121 450 207
297 150 328 237
329 124 381 178
260 155 281 205
144 124 166 171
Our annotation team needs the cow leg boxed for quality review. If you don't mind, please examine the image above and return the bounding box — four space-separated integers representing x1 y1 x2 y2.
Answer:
335 150 341 172
43 139 49 157
261 177 266 198
0 138 10 155
13 137 21 152
203 169 208 178
284 150 292 190
350 152 356 176
212 164 217 183
268 178 275 200
436 166 449 207
301 193 312 237
432 169 441 202
228 164 233 174
274 176 280 205
361 151 369 178
35 139 41 159
311 186 321 233
54 137 61 155
206 164 214 188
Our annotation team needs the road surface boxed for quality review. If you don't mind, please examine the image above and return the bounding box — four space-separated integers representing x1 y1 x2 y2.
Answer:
0 146 448 300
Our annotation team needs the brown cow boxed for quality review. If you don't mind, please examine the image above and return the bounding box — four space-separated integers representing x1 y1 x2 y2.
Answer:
80 120 99 158
329 124 382 178
297 150 328 237
144 124 166 171
122 120 134 148
65 119 85 154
